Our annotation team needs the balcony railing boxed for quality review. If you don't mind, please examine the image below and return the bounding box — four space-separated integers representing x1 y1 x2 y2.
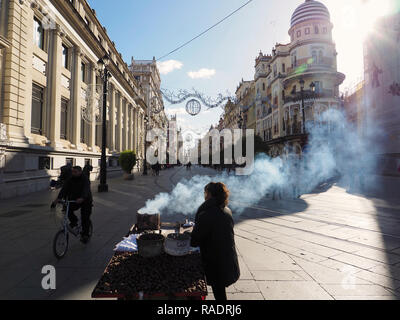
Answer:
287 59 334 76
283 89 334 104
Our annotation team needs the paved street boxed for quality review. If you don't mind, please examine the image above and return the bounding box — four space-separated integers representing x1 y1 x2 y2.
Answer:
1 166 400 300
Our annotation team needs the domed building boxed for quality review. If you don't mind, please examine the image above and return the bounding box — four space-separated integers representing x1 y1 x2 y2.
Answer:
255 0 345 157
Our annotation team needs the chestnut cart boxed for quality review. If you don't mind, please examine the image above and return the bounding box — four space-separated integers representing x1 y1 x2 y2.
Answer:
91 222 208 300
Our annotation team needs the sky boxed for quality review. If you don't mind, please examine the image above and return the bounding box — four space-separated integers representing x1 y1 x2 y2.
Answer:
88 0 397 136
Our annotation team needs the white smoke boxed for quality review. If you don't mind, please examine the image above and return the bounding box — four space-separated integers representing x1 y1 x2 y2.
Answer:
138 109 379 216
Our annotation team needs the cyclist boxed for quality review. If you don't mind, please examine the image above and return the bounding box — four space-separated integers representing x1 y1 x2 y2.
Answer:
51 166 93 244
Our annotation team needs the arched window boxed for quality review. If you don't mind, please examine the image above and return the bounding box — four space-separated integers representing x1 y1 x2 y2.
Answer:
291 53 297 68
312 50 317 64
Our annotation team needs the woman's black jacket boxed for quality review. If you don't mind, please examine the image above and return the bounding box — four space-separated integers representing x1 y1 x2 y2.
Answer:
190 198 240 287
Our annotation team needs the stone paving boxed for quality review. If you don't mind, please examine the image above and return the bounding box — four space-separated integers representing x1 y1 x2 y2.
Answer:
1 166 400 300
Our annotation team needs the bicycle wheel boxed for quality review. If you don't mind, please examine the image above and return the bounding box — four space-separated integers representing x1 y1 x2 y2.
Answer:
53 230 69 259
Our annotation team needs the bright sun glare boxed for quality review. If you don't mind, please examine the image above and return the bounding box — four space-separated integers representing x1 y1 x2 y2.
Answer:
334 0 393 40
326 0 396 88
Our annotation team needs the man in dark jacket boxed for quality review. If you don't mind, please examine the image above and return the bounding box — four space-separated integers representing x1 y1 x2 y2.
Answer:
190 182 240 300
52 166 93 243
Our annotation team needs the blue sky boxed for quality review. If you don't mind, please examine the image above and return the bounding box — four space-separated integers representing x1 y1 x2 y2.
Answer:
88 0 395 134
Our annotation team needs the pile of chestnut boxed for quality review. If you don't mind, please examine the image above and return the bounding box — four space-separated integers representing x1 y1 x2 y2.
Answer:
93 252 207 297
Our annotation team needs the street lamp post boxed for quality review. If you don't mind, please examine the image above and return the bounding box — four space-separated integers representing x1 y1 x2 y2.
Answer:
143 115 149 175
97 55 111 193
299 78 306 134
237 111 244 130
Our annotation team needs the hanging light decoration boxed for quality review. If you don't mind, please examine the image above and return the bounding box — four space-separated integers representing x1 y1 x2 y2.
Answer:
185 99 202 116
160 88 236 116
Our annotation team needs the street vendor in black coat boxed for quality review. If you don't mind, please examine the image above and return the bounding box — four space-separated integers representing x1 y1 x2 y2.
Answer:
190 182 240 300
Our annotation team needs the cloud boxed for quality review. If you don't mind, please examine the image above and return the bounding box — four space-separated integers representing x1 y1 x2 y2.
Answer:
157 60 183 75
187 68 216 79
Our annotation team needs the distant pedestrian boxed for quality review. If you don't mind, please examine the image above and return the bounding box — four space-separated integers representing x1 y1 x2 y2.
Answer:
83 164 93 185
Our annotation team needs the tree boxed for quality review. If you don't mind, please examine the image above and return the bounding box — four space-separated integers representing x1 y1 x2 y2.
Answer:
119 150 137 174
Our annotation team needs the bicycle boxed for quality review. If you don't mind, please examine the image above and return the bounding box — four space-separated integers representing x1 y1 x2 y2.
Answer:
52 199 93 259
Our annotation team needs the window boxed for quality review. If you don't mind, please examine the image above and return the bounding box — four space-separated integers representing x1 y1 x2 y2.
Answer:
282 63 286 73
319 50 323 64
314 81 322 93
314 26 319 34
312 50 317 64
81 117 86 144
305 28 310 35
273 64 277 77
323 27 327 34
85 16 91 27
66 158 75 166
62 44 69 69
297 30 301 38
292 54 297 67
60 98 68 140
31 84 44 135
98 35 102 45
81 62 86 82
33 17 44 50
96 123 102 146
39 156 51 170
263 83 265 91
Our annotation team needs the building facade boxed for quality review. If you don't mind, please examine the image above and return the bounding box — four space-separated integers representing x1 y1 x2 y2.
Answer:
223 99 240 129
236 79 256 130
0 0 147 199
343 80 364 136
363 12 400 176
130 57 168 131
257 0 345 157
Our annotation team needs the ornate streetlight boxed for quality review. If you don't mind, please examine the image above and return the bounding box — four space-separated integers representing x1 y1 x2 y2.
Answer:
310 81 316 93
299 78 306 134
143 115 149 175
237 110 244 130
97 54 111 193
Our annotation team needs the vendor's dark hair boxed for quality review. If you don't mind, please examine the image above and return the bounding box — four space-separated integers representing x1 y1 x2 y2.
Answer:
205 182 230 208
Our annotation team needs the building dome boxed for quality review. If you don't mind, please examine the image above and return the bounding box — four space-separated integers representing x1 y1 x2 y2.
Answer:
290 0 330 28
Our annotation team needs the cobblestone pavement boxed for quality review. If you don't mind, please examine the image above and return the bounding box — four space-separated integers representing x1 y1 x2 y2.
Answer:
1 166 400 300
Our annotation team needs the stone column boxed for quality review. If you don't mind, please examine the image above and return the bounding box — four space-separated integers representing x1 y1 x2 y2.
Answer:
2 0 29 144
123 100 128 151
110 86 116 152
132 106 137 155
140 112 144 157
71 46 82 148
128 105 132 151
48 25 63 148
89 62 97 150
117 93 123 152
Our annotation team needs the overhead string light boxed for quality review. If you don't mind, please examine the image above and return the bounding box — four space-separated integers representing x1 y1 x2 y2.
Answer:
156 0 255 61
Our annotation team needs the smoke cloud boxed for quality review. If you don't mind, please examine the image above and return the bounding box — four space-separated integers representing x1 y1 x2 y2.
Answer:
138 109 379 216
